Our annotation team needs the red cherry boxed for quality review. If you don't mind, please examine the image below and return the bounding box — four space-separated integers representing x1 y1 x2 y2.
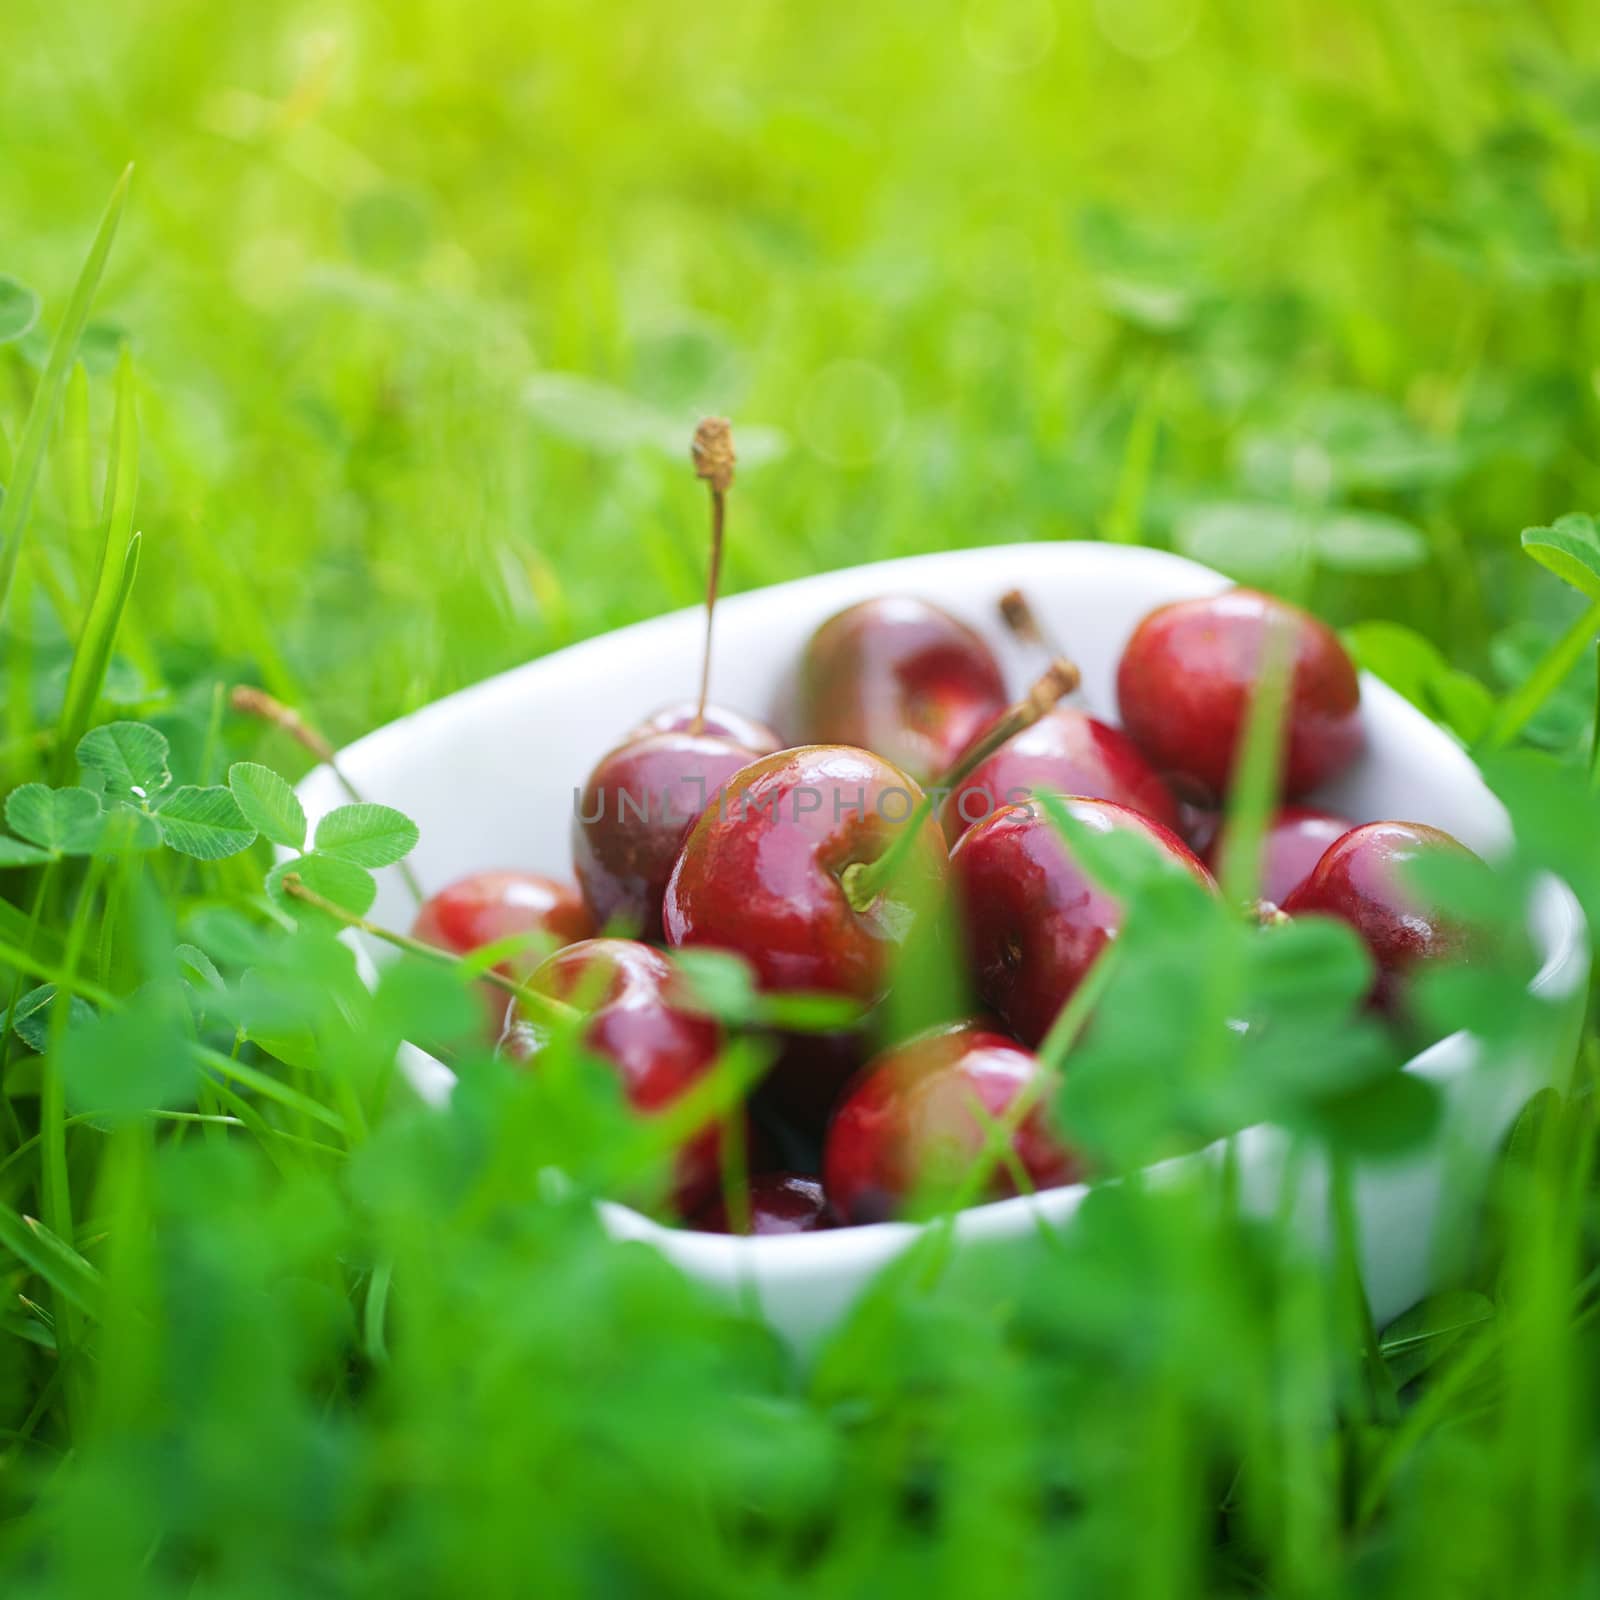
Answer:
951 798 1213 1048
695 1172 831 1235
798 597 1008 786
1206 805 1354 908
572 732 763 942
630 700 783 752
662 745 948 1003
1116 589 1363 802
411 870 593 1033
940 706 1180 843
1281 821 1478 1014
757 1024 872 1143
504 938 726 1214
823 1023 1080 1224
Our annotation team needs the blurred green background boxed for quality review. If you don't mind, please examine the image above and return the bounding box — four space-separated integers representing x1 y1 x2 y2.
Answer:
5 0 1598 746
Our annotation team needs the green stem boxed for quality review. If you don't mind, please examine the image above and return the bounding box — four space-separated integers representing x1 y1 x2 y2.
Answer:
1484 597 1600 751
840 659 1080 914
277 873 579 1028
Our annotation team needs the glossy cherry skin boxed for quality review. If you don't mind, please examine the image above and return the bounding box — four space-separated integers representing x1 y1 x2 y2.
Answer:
951 798 1213 1048
663 744 948 1004
629 700 784 753
503 938 726 1214
798 597 1009 787
1282 821 1477 1014
823 1024 1080 1224
940 706 1180 843
1205 805 1354 908
695 1172 831 1235
1116 589 1363 802
411 869 593 1033
573 731 763 942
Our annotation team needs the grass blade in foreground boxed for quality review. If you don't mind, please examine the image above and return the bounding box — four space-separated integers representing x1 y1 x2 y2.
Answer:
0 166 132 626
54 347 142 778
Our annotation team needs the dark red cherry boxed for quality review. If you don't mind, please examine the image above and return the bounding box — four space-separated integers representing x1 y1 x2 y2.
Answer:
798 597 1008 786
1206 805 1354 908
940 706 1180 843
1281 821 1478 1015
951 797 1213 1048
695 1172 831 1235
573 732 762 942
823 1023 1081 1224
412 869 593 1033
630 700 784 753
757 1024 873 1145
663 744 947 1004
503 938 726 1214
1116 589 1363 802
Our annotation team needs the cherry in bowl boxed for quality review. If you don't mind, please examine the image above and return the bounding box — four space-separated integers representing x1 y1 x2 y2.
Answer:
823 1023 1080 1225
695 1172 830 1235
503 937 730 1216
951 797 1213 1049
1116 588 1363 804
1282 820 1480 1017
412 869 593 1032
664 744 948 1004
798 596 1008 787
941 706 1180 843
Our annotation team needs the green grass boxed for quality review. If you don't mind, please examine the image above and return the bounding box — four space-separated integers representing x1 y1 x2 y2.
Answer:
2 0 1600 1593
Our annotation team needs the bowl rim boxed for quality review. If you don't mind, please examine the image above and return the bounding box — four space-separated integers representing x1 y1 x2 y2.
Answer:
306 542 1591 1269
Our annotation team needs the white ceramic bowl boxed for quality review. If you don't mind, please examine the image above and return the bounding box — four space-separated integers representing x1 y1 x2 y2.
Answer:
297 544 1589 1353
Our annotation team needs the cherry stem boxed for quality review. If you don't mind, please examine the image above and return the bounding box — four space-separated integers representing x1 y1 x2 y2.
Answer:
278 873 579 1028
997 588 1067 661
233 685 424 906
690 418 735 735
840 658 1080 914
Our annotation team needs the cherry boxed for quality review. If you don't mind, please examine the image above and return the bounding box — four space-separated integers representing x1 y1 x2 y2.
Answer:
573 731 762 941
757 1023 872 1144
945 585 1178 842
629 700 782 752
823 1023 1081 1224
502 938 727 1214
662 743 948 1003
951 797 1213 1048
1206 805 1354 909
411 869 593 1032
572 419 777 940
1281 821 1478 1015
798 596 1008 786
1116 589 1363 802
940 709 1180 843
663 662 1079 1009
695 1172 831 1235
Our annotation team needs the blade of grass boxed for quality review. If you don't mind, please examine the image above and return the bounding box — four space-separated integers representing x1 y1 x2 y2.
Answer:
0 1204 105 1321
55 347 141 779
1484 598 1600 751
0 165 132 626
190 1043 351 1138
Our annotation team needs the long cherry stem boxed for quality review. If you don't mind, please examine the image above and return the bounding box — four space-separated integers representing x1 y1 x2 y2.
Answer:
279 873 579 1028
840 658 1080 913
689 418 735 735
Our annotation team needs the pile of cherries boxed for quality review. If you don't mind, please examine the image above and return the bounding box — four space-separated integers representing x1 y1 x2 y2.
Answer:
412 572 1477 1237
